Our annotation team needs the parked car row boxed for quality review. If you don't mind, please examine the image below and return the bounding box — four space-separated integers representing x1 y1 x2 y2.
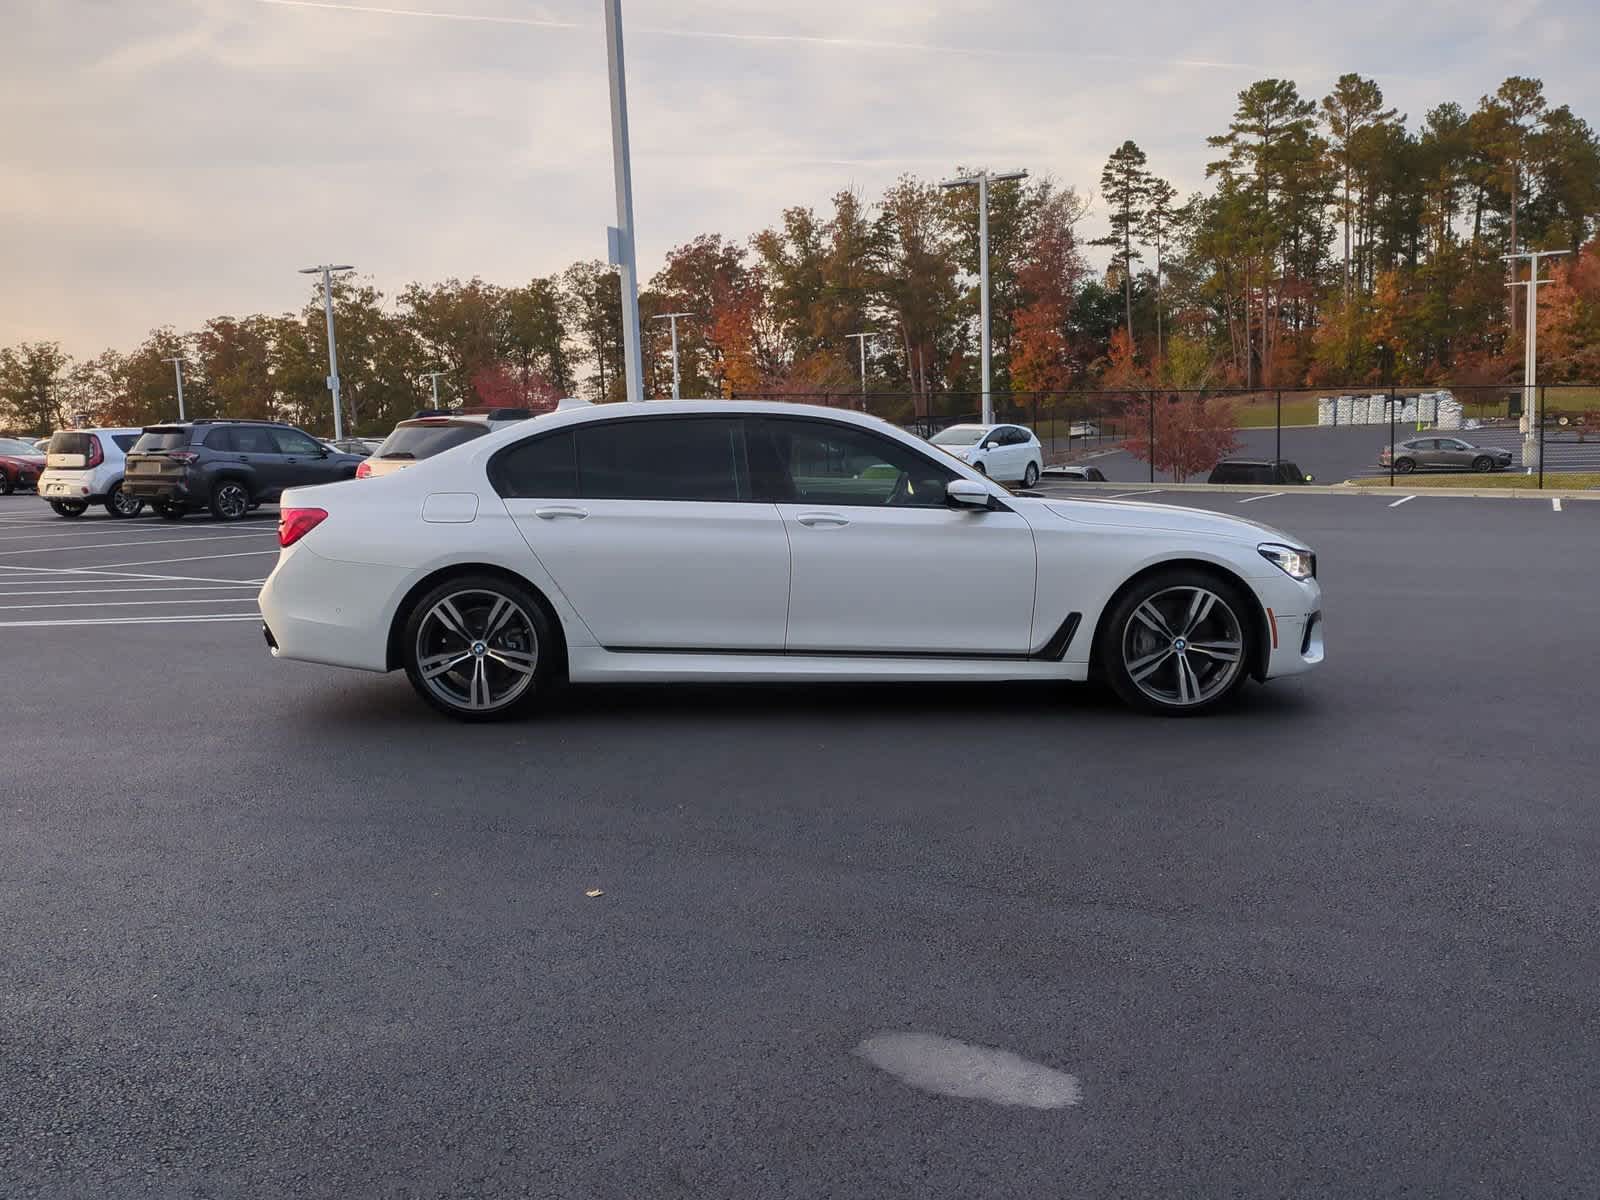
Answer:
0 437 46 495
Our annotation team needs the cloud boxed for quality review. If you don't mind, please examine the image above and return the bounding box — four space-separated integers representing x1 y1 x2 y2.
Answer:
1 0 1597 355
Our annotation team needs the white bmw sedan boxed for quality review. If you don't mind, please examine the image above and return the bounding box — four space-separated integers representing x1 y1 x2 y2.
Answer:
259 401 1323 720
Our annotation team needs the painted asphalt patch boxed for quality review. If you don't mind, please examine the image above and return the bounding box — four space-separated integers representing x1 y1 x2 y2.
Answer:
857 1032 1082 1109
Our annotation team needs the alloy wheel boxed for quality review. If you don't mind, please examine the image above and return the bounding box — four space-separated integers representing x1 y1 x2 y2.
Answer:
413 589 540 713
1121 585 1246 708
214 483 248 520
111 486 143 516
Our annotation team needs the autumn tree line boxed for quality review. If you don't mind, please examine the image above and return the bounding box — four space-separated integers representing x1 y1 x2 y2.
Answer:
4 72 1599 438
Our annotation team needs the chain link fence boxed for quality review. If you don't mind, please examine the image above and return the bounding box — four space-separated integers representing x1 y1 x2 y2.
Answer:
728 385 1600 486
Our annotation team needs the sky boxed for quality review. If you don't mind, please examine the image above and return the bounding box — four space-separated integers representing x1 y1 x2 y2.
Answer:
3 0 1596 357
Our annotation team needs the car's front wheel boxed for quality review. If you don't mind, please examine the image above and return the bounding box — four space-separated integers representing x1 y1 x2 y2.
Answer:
402 576 557 721
1022 461 1040 488
1472 455 1494 473
105 482 144 518
1098 569 1254 716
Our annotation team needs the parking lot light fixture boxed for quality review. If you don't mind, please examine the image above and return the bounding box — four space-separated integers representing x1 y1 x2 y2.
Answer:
160 356 186 421
845 332 877 404
424 371 448 409
604 0 645 403
1503 249 1569 476
300 264 355 440
651 313 694 399
941 169 1028 425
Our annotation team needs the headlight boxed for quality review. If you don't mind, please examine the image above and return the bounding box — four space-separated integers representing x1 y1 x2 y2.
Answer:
1259 543 1316 580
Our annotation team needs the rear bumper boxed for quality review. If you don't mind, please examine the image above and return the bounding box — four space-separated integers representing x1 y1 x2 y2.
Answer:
258 543 408 673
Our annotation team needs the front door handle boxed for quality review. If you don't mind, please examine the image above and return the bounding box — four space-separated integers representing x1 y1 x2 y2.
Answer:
534 506 589 520
796 512 850 527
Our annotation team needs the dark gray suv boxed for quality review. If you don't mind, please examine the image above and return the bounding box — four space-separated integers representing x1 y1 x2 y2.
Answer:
123 420 363 520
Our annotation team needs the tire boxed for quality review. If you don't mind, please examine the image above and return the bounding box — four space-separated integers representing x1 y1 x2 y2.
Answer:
1394 458 1415 474
1097 567 1255 717
401 574 558 722
973 462 988 476
50 500 88 518
1472 455 1493 473
156 502 185 520
0 471 12 496
1022 461 1040 488
209 479 250 521
104 482 145 518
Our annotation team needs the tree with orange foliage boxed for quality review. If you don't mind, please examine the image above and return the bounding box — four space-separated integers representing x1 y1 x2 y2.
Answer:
470 363 561 413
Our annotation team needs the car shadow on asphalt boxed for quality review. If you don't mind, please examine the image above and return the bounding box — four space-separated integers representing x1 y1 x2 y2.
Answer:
292 671 1317 733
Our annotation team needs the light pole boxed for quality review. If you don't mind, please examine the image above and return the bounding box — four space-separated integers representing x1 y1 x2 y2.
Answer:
845 332 877 404
1503 249 1569 476
161 356 186 421
423 371 448 410
299 264 354 438
941 169 1027 424
651 313 693 399
603 0 645 403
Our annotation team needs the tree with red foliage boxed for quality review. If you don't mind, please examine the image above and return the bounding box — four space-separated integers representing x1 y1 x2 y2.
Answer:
1121 391 1242 482
470 362 561 413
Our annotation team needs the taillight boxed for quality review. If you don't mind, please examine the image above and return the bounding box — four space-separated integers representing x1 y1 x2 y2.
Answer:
85 434 104 468
354 459 373 479
169 450 199 464
278 507 328 547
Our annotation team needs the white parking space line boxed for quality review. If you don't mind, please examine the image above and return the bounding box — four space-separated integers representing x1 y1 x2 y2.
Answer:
1553 498 1563 512
1237 492 1284 504
23 549 278 570
0 597 262 611
1389 495 1416 507
0 563 269 585
1105 490 1164 499
0 613 261 629
0 531 276 557
0 585 260 597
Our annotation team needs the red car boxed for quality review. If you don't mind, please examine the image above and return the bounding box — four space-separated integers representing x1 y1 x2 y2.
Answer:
0 437 45 495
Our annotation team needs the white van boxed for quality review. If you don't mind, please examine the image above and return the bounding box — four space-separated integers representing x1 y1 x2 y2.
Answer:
38 428 147 517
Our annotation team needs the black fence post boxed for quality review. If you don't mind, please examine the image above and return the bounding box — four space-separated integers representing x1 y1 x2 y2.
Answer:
1148 395 1156 484
1389 385 1397 488
1275 389 1282 464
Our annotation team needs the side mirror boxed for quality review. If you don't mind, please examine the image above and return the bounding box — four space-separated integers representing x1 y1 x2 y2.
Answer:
947 479 992 509
980 438 997 450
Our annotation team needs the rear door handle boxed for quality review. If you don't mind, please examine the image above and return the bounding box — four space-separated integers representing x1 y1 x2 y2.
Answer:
796 512 850 527
534 506 589 520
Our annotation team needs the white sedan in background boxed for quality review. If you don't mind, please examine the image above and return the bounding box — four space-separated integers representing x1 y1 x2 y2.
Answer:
928 423 1043 486
260 401 1323 721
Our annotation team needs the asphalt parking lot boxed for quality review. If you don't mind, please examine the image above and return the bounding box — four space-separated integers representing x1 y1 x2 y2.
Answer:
5 488 1600 1198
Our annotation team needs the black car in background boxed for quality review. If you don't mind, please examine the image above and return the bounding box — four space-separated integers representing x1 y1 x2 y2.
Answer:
1207 459 1314 485
123 419 363 520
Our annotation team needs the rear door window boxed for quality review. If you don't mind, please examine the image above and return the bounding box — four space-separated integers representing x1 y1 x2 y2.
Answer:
205 428 237 451
575 418 746 501
232 427 278 454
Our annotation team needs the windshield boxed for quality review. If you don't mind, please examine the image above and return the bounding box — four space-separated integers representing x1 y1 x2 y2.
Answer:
375 422 487 460
0 438 41 455
930 427 986 446
131 429 192 453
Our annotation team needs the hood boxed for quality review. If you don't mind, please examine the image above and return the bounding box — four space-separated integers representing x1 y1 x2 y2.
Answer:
1 453 44 466
1036 495 1299 545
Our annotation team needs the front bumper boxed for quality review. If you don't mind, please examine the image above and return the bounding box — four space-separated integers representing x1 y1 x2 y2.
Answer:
1254 573 1324 680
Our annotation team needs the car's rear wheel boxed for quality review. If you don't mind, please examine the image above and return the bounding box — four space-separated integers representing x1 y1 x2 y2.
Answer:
1472 455 1493 473
209 480 250 521
50 499 87 518
1098 569 1254 716
156 502 185 520
105 482 144 518
1022 461 1040 488
402 576 556 721
1394 458 1415 474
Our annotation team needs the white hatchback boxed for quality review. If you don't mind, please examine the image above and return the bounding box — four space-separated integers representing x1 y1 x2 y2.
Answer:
928 423 1043 486
260 401 1324 721
37 428 147 518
